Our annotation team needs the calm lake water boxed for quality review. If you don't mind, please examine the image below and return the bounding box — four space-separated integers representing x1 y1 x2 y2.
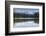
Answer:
13 19 39 28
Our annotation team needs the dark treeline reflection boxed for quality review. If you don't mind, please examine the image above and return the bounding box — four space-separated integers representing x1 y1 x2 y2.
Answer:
14 19 39 24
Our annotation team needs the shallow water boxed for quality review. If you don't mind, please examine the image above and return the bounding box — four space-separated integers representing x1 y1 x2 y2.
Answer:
13 20 39 28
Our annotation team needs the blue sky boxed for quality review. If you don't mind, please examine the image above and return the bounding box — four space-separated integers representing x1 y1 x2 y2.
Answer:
14 8 39 14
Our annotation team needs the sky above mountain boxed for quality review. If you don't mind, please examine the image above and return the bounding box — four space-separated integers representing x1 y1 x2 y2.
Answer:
13 8 39 14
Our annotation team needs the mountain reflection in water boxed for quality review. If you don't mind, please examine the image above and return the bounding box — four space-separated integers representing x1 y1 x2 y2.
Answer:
13 19 39 28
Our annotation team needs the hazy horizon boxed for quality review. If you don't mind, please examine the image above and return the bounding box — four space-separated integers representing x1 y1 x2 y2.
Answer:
13 8 39 14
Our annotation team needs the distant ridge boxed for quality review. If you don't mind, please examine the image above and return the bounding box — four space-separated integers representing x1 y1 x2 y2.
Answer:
14 12 39 18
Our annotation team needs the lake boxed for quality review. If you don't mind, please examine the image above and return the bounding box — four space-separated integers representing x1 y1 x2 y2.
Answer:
13 19 39 28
